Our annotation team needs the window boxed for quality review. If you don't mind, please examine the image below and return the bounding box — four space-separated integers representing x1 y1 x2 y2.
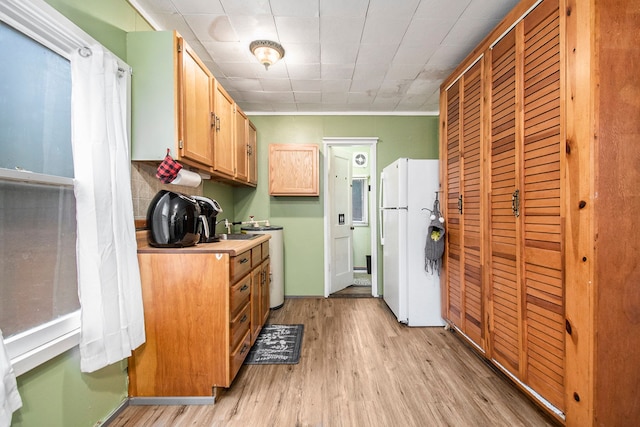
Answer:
352 176 369 226
0 0 85 376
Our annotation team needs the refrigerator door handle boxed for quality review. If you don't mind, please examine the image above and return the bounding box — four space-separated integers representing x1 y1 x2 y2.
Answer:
379 172 385 245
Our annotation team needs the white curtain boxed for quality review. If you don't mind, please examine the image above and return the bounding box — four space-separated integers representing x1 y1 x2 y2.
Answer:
71 45 145 373
0 329 21 427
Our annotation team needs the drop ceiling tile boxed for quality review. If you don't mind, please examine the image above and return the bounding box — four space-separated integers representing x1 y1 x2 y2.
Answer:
402 18 457 47
355 43 399 65
184 15 238 43
224 77 263 92
275 17 319 43
270 0 320 17
462 0 520 20
367 0 420 18
321 43 358 65
349 76 383 93
294 92 322 103
290 79 322 91
321 63 355 80
171 0 224 14
361 17 411 46
219 0 271 15
406 79 441 96
134 0 177 15
352 62 386 81
227 15 277 41
320 0 369 18
440 17 501 47
348 92 375 104
259 78 292 91
321 79 351 93
252 61 289 77
286 63 321 80
426 44 475 69
250 91 296 103
413 0 470 21
280 43 320 64
201 41 252 62
320 16 366 44
216 62 258 79
322 92 349 104
378 79 412 97
147 13 195 38
392 44 436 65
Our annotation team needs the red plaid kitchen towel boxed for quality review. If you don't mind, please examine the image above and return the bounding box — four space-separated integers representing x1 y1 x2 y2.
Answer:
156 149 183 183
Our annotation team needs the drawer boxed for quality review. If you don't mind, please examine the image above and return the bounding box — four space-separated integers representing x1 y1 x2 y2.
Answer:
261 241 269 260
230 304 250 351
230 275 251 319
251 245 261 266
230 250 252 283
230 330 251 381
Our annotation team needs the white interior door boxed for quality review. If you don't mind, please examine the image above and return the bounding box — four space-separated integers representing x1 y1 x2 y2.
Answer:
329 147 354 294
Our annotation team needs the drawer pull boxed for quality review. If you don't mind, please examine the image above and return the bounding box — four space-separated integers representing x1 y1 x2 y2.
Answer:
240 284 249 292
240 314 248 323
240 344 248 355
240 258 249 264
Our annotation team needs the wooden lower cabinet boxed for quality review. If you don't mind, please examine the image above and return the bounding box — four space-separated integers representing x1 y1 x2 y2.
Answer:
129 242 269 397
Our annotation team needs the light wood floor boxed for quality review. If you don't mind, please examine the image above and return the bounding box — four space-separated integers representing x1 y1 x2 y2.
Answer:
109 298 557 427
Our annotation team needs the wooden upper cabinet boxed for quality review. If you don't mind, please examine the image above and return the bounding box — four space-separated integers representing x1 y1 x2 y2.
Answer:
178 38 214 167
247 122 257 186
212 80 235 177
234 105 248 182
269 144 319 196
126 31 258 187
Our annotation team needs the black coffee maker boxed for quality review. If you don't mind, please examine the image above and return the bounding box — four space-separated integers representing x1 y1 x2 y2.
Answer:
192 196 222 243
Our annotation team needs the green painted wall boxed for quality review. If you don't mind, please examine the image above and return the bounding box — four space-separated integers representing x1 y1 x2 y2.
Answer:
237 115 439 296
8 1 152 426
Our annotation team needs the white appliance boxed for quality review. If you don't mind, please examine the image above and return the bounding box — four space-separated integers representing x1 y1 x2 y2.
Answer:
379 158 444 326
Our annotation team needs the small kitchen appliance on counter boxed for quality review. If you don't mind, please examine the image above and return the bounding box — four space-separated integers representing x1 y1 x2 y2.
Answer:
192 195 222 243
147 190 201 248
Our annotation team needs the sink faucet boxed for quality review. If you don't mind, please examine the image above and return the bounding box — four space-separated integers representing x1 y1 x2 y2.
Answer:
215 219 231 234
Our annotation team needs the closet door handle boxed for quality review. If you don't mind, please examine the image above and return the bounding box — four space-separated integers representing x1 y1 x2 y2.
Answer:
457 194 463 215
512 189 520 217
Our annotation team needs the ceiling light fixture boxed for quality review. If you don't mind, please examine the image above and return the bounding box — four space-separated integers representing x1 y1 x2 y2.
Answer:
249 40 285 70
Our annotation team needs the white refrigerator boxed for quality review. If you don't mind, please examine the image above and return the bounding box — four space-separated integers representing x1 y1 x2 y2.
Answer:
379 158 444 326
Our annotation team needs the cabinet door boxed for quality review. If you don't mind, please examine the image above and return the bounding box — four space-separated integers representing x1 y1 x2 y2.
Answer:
178 38 214 167
250 266 262 344
260 258 270 325
213 81 235 177
460 61 484 348
442 62 485 350
234 105 248 182
247 122 257 185
269 144 319 196
521 0 564 410
443 81 463 327
488 28 521 378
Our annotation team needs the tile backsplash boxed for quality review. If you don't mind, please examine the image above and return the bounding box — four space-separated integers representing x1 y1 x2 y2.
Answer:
130 162 203 221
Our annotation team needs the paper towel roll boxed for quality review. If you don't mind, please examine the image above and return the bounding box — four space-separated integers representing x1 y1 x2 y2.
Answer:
170 169 202 187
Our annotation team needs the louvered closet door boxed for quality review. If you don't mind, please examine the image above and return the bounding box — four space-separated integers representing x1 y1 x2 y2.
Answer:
444 81 462 326
461 61 484 347
521 0 564 411
488 29 520 376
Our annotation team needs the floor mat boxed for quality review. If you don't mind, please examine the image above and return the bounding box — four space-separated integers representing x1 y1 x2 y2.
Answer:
244 324 304 365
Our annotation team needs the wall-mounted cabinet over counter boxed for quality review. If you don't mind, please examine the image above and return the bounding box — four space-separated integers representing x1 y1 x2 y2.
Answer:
269 144 319 196
126 30 257 188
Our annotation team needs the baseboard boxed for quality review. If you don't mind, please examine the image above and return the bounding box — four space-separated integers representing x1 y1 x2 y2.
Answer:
129 396 216 405
101 398 129 426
